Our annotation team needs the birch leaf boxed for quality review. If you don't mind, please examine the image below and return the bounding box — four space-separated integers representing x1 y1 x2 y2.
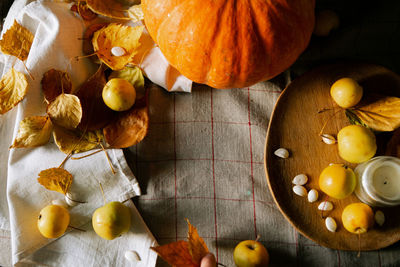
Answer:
0 20 33 61
37 168 73 195
109 66 144 90
349 96 400 132
151 241 196 267
10 116 53 148
47 94 82 129
53 125 102 154
127 5 144 22
0 68 28 114
41 69 72 103
92 23 144 70
187 219 209 265
86 0 130 20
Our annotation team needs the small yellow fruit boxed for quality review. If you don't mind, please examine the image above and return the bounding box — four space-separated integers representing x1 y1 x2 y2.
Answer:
233 240 269 267
319 164 356 199
337 125 377 163
37 205 70 238
330 78 363 108
92 201 131 240
342 203 374 234
102 78 136 111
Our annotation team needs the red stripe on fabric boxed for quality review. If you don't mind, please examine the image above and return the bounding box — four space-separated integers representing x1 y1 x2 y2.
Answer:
378 250 382 267
294 229 299 267
211 88 219 261
337 250 341 267
247 87 257 238
173 93 178 241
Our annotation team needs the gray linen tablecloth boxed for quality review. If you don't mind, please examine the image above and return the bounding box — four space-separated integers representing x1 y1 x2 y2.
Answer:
2 0 400 266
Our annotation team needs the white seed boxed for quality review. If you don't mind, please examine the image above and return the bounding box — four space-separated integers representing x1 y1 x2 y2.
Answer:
375 210 385 226
292 174 308 185
293 185 307 197
325 217 337 232
111 46 126 57
125 250 141 262
329 163 334 166
274 148 289 158
318 201 333 211
321 134 336 145
52 199 68 208
307 189 319 203
65 192 79 207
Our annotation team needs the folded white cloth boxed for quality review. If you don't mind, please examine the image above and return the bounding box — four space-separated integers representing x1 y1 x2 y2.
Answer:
0 1 164 265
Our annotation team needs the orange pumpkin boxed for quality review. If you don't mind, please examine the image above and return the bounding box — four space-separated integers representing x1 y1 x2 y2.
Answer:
142 0 315 89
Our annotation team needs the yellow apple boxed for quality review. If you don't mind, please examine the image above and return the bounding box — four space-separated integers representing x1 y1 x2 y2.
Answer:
233 240 269 267
330 77 363 108
37 204 70 238
102 78 136 111
319 164 356 199
92 201 131 240
337 125 377 163
342 203 374 234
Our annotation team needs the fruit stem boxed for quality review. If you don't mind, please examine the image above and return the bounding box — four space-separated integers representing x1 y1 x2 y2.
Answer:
99 182 106 206
319 109 342 136
71 148 103 160
255 234 261 242
217 263 227 267
68 225 86 232
357 233 361 258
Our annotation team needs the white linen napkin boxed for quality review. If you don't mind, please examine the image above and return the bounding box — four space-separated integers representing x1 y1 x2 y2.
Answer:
0 0 166 265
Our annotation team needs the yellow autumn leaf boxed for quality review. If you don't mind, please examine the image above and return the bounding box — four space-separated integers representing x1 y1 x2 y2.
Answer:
109 66 144 90
10 116 53 148
86 0 130 20
92 24 144 70
350 96 400 132
0 68 28 114
47 93 83 129
37 167 73 195
128 5 144 22
53 125 102 154
186 219 209 265
0 20 33 61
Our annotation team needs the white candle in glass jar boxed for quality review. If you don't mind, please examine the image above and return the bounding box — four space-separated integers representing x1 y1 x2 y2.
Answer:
354 156 400 207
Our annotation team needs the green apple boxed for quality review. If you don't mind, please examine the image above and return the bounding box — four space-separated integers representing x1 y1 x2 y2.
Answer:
92 201 131 240
233 240 269 267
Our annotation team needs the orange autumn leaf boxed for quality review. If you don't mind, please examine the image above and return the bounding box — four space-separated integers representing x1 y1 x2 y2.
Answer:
41 69 72 103
10 116 53 148
103 95 149 148
151 241 197 267
71 2 97 21
0 68 28 114
0 20 33 61
75 64 116 130
82 23 108 56
187 219 209 264
151 220 209 267
37 167 73 195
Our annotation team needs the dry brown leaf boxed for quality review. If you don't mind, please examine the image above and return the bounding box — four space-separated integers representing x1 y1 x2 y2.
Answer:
386 128 400 157
92 23 144 70
10 116 53 148
103 96 149 148
350 96 400 132
0 68 28 114
0 20 33 61
187 219 209 264
53 125 102 154
47 93 82 129
76 64 116 130
127 5 144 22
151 241 197 267
37 167 73 195
86 0 130 20
71 2 97 21
41 69 72 103
82 23 108 56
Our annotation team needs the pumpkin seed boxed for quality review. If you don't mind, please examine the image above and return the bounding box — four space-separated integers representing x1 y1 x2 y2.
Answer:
293 185 307 197
274 148 289 158
307 189 319 203
325 217 337 232
321 134 336 145
292 174 308 185
125 250 141 262
318 201 333 211
111 46 126 57
375 210 385 226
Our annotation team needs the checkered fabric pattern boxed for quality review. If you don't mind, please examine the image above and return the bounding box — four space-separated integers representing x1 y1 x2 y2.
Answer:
1 0 400 266
125 1 400 266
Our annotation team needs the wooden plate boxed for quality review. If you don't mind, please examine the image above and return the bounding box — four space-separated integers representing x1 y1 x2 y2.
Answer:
264 63 400 250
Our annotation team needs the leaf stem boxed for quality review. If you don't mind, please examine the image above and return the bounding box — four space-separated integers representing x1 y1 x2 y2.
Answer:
319 109 342 136
68 225 86 232
99 182 106 206
100 143 116 175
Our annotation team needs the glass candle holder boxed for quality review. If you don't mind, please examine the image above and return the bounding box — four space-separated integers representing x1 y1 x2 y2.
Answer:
354 156 400 207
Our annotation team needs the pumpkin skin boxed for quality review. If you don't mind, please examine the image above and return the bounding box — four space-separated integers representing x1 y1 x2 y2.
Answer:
142 0 315 89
